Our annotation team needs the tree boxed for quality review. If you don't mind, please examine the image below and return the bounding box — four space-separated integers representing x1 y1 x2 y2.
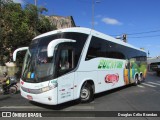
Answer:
0 0 56 65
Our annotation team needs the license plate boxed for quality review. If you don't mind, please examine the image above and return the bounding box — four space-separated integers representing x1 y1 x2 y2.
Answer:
27 95 33 100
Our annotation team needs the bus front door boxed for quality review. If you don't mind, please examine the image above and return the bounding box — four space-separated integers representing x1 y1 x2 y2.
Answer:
57 48 75 104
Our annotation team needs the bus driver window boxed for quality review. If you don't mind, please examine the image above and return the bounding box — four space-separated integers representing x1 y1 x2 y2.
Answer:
59 49 74 70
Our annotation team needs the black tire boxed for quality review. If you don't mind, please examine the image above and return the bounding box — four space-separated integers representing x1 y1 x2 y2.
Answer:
9 86 17 94
139 74 143 83
80 83 94 103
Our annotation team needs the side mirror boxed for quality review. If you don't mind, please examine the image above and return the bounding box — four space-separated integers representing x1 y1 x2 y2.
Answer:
13 47 28 61
47 39 76 57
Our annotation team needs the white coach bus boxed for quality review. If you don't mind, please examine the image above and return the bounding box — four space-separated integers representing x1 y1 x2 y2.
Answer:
13 27 147 105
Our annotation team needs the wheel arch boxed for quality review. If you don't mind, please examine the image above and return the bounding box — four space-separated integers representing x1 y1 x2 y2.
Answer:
134 72 139 80
77 79 95 99
139 72 144 81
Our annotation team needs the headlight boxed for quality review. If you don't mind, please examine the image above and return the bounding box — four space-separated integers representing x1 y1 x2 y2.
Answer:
41 86 50 92
40 82 58 93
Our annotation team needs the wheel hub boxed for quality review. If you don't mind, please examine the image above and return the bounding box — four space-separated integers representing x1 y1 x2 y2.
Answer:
81 88 90 99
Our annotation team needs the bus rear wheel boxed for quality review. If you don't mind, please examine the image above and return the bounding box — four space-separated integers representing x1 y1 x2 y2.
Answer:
139 74 143 82
80 83 93 103
134 76 139 86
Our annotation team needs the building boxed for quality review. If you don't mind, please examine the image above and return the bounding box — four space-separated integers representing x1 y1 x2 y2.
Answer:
147 56 160 71
46 15 76 29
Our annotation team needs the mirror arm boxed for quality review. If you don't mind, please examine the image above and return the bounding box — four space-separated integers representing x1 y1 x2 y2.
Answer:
47 39 76 57
13 47 28 61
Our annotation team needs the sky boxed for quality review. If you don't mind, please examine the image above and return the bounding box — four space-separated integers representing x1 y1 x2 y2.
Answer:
13 0 160 57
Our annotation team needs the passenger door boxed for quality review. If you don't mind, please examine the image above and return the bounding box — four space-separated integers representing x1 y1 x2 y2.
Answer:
57 46 75 104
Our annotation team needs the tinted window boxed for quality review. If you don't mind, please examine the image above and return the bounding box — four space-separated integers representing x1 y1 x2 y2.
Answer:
105 41 125 59
36 32 88 68
86 36 146 60
22 32 88 82
85 37 106 59
54 32 88 77
62 32 88 67
57 48 75 77
59 49 74 70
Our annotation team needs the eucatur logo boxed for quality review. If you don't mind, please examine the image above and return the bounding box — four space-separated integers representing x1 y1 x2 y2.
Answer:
105 73 119 86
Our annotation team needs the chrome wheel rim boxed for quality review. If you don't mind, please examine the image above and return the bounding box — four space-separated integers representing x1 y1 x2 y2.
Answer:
81 88 90 99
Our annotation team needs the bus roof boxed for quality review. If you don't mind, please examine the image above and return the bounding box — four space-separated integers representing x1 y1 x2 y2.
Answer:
33 27 146 53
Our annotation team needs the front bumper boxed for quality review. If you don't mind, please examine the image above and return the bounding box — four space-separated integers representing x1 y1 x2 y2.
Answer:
20 87 58 105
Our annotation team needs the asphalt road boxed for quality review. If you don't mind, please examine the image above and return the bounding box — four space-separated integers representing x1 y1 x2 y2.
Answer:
0 72 160 119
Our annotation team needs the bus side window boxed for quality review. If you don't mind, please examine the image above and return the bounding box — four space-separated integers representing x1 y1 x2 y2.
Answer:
58 48 74 72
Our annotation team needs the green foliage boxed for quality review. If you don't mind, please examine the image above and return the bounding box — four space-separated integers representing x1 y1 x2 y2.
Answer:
0 0 56 65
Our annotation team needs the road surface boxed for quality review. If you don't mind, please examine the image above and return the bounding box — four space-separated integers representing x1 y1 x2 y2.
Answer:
0 72 160 119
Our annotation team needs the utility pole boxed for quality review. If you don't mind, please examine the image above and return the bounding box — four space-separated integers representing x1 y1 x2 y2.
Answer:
92 0 94 29
34 0 37 6
148 50 150 58
92 0 100 29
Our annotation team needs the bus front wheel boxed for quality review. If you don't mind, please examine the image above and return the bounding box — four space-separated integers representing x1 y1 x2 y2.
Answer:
80 83 93 103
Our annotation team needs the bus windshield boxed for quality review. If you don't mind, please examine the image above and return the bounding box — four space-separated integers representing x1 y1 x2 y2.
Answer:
22 38 55 83
22 32 88 83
